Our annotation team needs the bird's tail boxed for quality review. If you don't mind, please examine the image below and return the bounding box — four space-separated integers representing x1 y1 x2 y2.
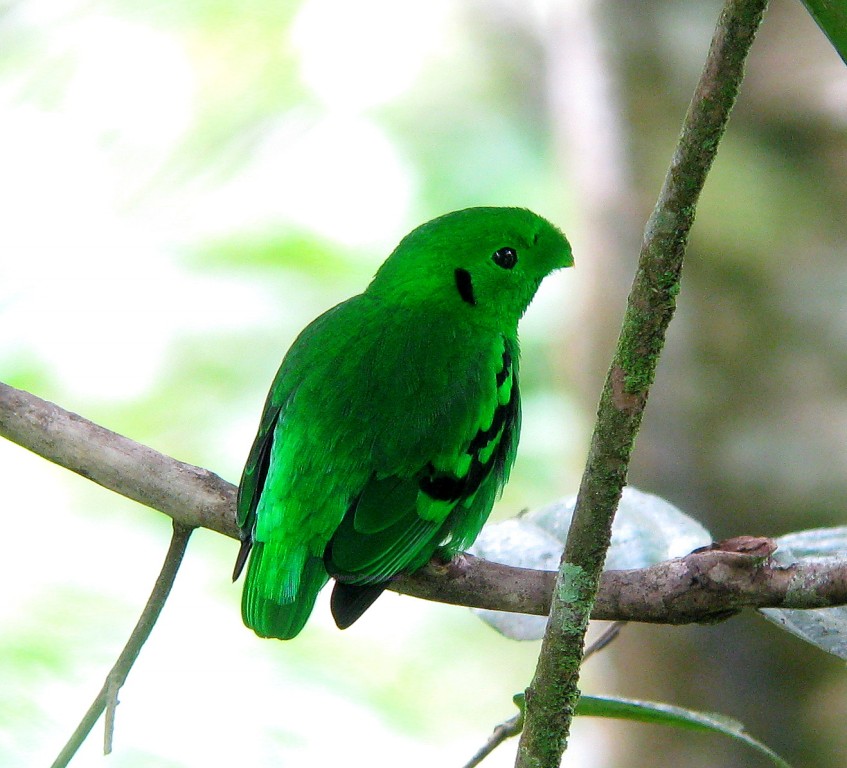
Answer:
241 544 329 640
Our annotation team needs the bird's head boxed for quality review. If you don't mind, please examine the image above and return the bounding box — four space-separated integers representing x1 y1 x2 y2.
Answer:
367 206 573 330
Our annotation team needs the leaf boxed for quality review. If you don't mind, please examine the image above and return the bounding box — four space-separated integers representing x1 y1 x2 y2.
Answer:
772 526 847 559
573 694 793 768
470 487 712 639
799 0 847 65
759 526 847 660
529 487 712 570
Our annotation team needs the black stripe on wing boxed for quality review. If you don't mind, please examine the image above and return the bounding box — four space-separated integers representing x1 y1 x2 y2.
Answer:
418 349 517 504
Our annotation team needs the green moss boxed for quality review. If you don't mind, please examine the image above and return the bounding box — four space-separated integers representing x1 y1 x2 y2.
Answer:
658 269 681 296
615 263 682 394
617 308 663 394
556 563 595 635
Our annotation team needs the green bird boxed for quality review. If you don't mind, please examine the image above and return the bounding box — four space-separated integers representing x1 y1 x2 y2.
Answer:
233 206 573 639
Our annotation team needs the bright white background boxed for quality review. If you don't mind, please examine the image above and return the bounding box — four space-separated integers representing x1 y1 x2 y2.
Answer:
0 2 594 766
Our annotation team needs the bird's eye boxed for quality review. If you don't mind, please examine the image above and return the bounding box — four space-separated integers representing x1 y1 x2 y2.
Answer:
492 247 518 269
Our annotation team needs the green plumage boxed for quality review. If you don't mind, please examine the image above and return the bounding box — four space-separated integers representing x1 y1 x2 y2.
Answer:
234 207 573 639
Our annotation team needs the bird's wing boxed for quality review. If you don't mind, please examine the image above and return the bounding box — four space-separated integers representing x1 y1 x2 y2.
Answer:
325 332 520 585
232 298 360 581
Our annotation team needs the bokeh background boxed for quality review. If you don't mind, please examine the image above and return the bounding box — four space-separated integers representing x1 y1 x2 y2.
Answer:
1 0 846 766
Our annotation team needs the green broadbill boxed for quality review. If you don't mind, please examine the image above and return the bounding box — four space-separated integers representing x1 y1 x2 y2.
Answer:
233 206 573 639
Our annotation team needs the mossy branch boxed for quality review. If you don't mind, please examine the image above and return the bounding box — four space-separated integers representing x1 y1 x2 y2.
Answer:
515 1 771 766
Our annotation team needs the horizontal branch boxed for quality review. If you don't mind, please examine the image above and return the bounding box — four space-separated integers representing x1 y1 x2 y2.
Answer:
0 381 237 538
2 380 846 623
394 547 847 622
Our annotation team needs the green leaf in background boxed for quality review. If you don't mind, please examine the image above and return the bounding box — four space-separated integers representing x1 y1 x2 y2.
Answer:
574 694 792 768
759 526 847 660
800 0 847 64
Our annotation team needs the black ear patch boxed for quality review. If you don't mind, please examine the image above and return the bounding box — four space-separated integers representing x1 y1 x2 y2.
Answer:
454 268 476 305
492 247 518 269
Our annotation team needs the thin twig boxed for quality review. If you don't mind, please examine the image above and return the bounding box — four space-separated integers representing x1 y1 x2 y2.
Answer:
516 2 770 766
50 522 193 768
462 713 523 768
583 621 626 661
464 621 627 768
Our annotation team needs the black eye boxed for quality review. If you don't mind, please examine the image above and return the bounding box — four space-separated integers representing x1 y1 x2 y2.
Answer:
492 247 517 269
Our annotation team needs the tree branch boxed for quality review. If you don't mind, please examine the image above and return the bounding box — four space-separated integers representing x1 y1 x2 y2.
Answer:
516 1 770 765
3 380 847 625
394 546 847 621
0 380 237 538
